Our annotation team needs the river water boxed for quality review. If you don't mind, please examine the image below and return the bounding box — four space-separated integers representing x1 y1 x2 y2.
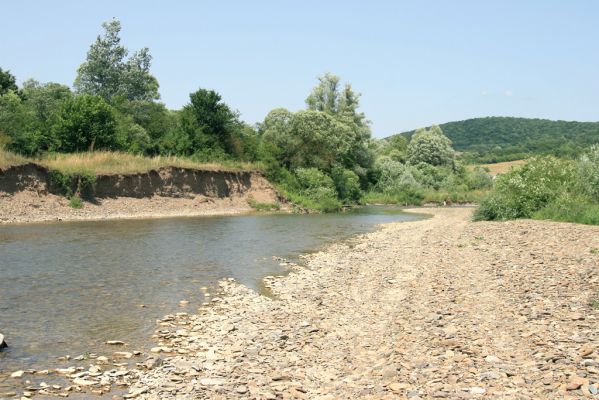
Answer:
0 207 424 378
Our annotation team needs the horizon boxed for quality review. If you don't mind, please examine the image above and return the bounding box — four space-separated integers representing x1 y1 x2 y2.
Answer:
2 1 598 137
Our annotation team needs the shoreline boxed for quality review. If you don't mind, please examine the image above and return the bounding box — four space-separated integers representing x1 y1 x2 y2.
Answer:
4 208 599 399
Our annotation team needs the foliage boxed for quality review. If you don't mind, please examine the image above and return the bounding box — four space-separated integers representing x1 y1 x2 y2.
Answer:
69 195 83 209
577 145 599 201
248 198 281 211
0 68 19 96
396 117 599 162
473 151 599 225
53 94 118 152
407 125 455 167
292 168 341 212
331 167 361 203
74 19 159 102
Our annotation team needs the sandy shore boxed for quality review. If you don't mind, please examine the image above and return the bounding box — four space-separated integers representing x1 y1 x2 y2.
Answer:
5 208 599 399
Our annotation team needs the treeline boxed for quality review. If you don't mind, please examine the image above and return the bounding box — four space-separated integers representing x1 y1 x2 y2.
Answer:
396 117 599 163
0 19 491 210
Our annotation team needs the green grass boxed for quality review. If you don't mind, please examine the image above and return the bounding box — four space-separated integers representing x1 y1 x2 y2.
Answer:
361 189 488 206
276 186 341 213
532 201 599 226
69 195 84 209
248 198 281 211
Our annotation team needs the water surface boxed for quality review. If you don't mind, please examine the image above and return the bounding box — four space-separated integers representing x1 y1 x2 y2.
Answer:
0 207 424 375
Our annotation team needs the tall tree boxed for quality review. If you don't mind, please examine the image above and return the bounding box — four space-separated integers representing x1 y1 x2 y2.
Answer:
0 68 20 97
53 94 118 152
183 88 241 155
74 19 159 102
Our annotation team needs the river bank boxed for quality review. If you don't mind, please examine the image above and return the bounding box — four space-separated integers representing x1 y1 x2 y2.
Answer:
5 208 599 399
0 163 284 224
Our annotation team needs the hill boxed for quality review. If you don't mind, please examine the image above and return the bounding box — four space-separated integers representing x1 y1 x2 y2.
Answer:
395 117 599 163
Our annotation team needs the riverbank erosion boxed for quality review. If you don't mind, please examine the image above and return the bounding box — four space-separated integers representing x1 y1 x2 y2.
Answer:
0 163 283 224
63 207 597 399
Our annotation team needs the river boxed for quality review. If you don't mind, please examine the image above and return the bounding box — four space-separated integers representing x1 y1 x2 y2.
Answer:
0 206 424 380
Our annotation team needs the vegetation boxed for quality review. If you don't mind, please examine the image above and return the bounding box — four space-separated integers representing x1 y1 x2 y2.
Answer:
474 145 599 225
0 20 506 212
395 117 599 163
248 198 281 212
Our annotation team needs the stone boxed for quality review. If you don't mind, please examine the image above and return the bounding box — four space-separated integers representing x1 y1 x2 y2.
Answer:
199 378 225 386
235 385 248 394
0 333 7 349
73 378 97 386
484 355 501 363
106 340 125 345
10 370 24 378
113 351 133 359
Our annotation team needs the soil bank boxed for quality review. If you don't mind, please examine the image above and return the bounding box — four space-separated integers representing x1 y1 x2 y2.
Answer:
0 163 284 224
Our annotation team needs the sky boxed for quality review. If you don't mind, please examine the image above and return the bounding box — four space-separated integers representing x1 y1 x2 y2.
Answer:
2 0 598 137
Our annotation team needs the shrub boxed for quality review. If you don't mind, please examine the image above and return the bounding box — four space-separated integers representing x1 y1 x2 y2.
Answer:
331 167 361 203
474 156 575 221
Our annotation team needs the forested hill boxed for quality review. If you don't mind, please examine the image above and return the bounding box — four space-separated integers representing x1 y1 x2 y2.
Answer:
394 117 599 163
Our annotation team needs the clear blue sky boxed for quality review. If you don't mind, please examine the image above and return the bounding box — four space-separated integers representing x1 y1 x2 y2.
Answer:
2 1 598 137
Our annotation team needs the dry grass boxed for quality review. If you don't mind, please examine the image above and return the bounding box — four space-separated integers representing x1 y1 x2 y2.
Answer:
0 148 28 169
0 149 259 175
471 160 526 176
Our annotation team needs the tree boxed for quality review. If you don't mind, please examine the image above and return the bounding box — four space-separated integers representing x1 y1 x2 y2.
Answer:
74 19 159 102
183 88 241 156
306 72 368 129
407 125 456 167
0 68 19 96
53 94 118 152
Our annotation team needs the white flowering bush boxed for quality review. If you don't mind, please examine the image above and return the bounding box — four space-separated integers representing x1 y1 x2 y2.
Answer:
474 156 575 220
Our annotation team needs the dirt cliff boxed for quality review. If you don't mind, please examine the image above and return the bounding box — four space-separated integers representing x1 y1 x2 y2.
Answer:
0 163 283 224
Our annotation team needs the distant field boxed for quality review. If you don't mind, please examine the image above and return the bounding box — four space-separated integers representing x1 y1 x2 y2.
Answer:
0 149 260 175
472 160 526 176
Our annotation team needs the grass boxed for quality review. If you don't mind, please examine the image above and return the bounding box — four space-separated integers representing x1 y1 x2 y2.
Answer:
0 149 260 175
69 195 83 209
361 189 488 206
532 202 599 225
248 198 281 211
470 160 526 176
0 148 28 169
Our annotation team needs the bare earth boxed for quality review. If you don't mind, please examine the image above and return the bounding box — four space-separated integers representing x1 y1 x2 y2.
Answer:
8 208 599 399
0 191 261 224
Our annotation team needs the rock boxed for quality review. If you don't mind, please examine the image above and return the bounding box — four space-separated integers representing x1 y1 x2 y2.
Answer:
579 344 595 357
469 387 486 394
105 340 125 345
73 378 97 386
0 333 7 349
143 356 163 370
199 377 225 386
124 387 148 399
484 355 501 363
566 376 588 391
389 382 411 393
113 351 133 359
235 385 248 394
10 370 24 378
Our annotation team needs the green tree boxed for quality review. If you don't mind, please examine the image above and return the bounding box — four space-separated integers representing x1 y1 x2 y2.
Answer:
53 94 118 152
183 88 241 156
74 19 159 102
407 125 455 167
0 68 19 96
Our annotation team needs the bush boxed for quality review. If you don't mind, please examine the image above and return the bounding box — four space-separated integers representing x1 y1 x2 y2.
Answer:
467 167 493 190
474 156 575 221
293 168 341 212
577 144 599 201
331 167 361 203
533 194 599 225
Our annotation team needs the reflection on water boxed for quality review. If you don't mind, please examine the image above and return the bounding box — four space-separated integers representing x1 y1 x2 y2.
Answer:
0 207 424 374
